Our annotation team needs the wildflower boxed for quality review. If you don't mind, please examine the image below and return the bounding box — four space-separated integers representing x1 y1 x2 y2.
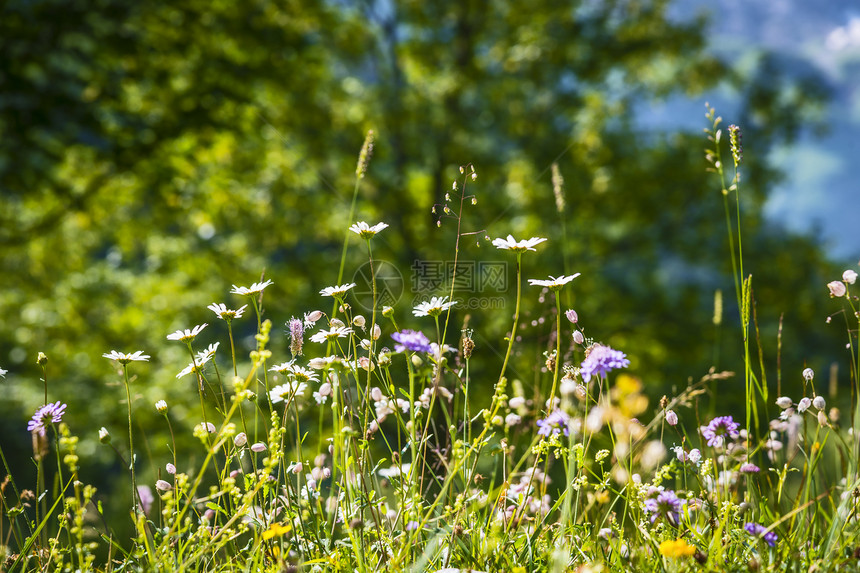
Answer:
313 382 332 404
580 344 630 383
269 362 319 383
166 324 207 342
36 352 48 366
27 402 67 434
155 400 168 414
207 303 247 320
98 427 111 444
659 538 696 558
309 326 353 343
744 522 777 547
288 318 304 356
702 416 739 447
230 280 273 296
739 463 760 473
391 330 433 353
319 283 356 298
234 432 247 447
537 409 571 437
813 395 826 410
155 480 173 492
844 269 858 285
166 463 176 475
349 221 389 239
176 353 212 379
270 382 307 404
798 397 812 412
250 442 267 452
565 309 579 323
262 522 291 540
137 485 154 515
572 330 585 345
196 342 219 362
665 410 678 426
492 235 548 252
802 367 814 381
505 413 522 427
528 274 581 291
688 449 702 464
775 396 792 409
827 281 847 298
644 490 682 525
412 296 457 317
102 350 151 364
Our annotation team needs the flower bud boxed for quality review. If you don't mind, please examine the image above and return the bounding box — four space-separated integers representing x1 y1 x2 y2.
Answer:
234 432 247 447
572 331 585 345
802 368 814 381
813 395 826 410
250 442 267 452
798 397 812 412
565 309 578 323
828 281 847 298
37 352 48 366
155 400 168 414
353 315 366 328
818 410 828 427
665 410 678 426
843 269 858 285
776 396 792 409
98 427 111 444
166 463 176 475
155 480 173 491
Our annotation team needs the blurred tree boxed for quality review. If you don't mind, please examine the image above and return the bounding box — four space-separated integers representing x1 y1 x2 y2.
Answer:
0 0 844 540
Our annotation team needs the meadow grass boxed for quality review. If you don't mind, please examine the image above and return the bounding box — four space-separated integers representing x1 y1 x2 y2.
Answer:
1 110 860 572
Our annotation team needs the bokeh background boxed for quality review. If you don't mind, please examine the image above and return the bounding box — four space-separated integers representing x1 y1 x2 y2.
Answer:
1 0 857 539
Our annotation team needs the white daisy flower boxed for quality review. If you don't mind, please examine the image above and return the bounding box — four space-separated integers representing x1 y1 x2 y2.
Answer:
349 221 389 239
309 326 354 344
102 350 151 364
176 353 213 379
412 296 457 317
492 235 547 252
269 362 319 383
196 342 219 362
269 382 308 404
319 283 356 298
166 324 208 342
230 280 273 296
207 303 247 320
527 273 581 291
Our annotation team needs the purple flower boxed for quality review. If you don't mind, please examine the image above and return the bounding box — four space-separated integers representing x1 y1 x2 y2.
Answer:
580 344 630 383
137 485 154 516
27 401 67 434
744 522 777 547
536 409 571 437
391 330 432 353
702 416 740 447
739 463 760 474
644 490 682 526
289 317 304 357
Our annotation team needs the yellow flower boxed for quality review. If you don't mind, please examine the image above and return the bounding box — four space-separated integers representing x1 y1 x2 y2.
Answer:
659 538 696 558
262 522 291 540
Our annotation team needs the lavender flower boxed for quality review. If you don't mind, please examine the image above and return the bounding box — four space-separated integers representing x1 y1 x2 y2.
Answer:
644 490 682 526
536 409 571 437
744 522 777 547
702 415 740 447
391 330 433 353
289 318 304 357
27 401 67 434
580 344 630 382
137 485 154 516
739 463 760 474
